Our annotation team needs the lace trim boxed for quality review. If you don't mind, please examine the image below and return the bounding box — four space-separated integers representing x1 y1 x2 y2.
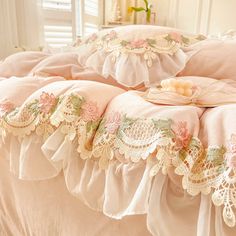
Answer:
76 30 206 67
0 94 235 227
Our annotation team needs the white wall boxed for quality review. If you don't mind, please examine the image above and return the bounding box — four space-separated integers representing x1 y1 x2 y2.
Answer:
0 0 43 60
153 0 236 35
105 0 236 35
0 0 18 59
165 0 236 35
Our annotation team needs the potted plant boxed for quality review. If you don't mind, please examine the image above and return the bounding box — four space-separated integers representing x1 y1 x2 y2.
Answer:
128 0 153 23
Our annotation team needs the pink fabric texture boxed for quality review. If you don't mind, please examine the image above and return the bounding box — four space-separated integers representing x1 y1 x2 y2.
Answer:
1 26 236 236
30 52 84 79
179 39 236 80
0 51 49 78
73 25 206 87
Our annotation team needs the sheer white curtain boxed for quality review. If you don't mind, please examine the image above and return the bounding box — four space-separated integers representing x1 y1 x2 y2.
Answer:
0 0 44 59
0 0 18 59
15 0 44 50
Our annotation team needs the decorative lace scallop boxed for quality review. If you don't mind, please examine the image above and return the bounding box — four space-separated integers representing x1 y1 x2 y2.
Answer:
0 94 236 227
76 30 206 67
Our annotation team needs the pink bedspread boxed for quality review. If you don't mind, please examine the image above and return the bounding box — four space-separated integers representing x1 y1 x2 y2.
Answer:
1 48 236 235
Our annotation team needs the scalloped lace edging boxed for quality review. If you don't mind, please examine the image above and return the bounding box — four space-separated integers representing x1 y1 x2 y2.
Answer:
0 92 236 227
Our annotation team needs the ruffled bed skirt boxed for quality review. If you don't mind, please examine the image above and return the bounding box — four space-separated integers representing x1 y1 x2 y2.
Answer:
1 135 236 236
0 156 150 236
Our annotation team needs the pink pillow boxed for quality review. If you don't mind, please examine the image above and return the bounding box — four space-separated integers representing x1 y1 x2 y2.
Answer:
0 51 49 78
31 52 83 80
75 25 206 88
179 40 236 80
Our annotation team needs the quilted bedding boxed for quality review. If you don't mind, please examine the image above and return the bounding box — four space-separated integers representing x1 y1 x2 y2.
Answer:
1 25 236 236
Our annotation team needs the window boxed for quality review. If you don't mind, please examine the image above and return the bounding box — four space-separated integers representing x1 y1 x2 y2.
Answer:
42 0 102 48
80 0 102 36
42 0 76 48
43 0 72 10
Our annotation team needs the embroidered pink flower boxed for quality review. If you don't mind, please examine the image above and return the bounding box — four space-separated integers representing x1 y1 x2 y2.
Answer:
107 30 117 40
105 112 121 134
228 134 236 153
174 121 190 149
129 39 148 49
81 101 99 122
169 32 183 43
227 156 236 168
0 101 15 117
87 33 98 43
38 92 57 114
227 134 236 168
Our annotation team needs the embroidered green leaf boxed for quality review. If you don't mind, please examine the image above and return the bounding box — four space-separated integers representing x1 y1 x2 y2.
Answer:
181 35 190 45
120 115 136 130
97 119 105 133
120 40 129 47
86 121 92 133
188 138 201 150
179 149 188 161
207 146 226 165
27 99 40 114
146 38 156 47
152 119 172 131
70 95 84 116
196 35 206 41
165 34 172 42
86 119 101 133
50 97 59 114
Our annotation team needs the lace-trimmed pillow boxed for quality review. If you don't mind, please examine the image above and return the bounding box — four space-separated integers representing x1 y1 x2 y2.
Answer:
179 39 236 80
74 25 206 88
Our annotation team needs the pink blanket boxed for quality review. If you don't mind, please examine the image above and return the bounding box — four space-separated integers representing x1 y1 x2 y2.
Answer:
1 38 236 235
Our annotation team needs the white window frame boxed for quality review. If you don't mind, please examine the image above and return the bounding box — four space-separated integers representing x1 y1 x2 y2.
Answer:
78 0 104 36
42 0 103 47
42 0 76 46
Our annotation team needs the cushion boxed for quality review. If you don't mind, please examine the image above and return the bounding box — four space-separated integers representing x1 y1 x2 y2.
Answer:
179 39 236 80
73 25 206 88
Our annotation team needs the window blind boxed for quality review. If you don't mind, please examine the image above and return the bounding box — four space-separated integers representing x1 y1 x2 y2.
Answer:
81 0 101 36
43 0 72 10
42 0 102 47
42 0 75 48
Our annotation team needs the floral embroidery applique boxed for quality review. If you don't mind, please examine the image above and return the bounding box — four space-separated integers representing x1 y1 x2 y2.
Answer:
1 96 236 227
104 111 121 134
0 100 15 118
226 134 236 168
75 30 206 68
38 92 57 114
174 121 191 150
81 101 99 122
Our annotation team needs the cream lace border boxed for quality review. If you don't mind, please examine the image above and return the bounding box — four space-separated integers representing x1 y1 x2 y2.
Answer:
0 92 235 227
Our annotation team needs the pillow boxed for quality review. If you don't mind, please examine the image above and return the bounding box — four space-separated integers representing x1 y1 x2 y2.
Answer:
0 51 49 78
30 52 84 80
179 39 236 80
73 25 206 88
145 76 236 107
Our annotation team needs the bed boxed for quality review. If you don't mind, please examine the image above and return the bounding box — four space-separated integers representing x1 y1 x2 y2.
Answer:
1 25 236 236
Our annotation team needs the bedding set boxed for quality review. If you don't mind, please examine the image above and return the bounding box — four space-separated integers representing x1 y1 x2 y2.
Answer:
1 25 236 236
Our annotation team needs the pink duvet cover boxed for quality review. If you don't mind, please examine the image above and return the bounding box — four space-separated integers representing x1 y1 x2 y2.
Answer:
1 32 236 236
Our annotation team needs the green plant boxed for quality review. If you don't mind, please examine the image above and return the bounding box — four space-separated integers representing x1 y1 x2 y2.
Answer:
128 0 152 23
